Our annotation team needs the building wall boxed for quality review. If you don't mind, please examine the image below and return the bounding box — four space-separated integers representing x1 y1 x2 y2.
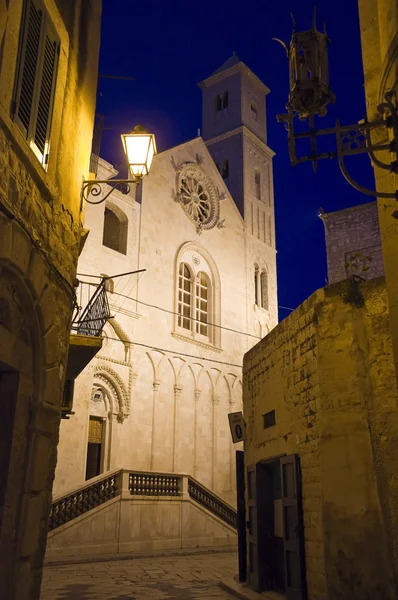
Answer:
243 277 398 599
0 1 101 598
357 0 398 392
54 133 278 507
321 202 384 283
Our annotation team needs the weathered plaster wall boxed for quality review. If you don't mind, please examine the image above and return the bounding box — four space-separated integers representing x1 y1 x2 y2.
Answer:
244 277 398 600
321 202 384 284
0 1 101 598
357 0 398 391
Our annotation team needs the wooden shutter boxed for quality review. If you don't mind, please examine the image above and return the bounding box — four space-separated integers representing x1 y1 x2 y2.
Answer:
33 17 59 164
13 0 43 137
13 0 59 165
281 454 307 600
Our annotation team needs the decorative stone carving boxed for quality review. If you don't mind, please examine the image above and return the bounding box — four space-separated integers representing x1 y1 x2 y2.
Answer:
171 158 223 234
94 365 130 422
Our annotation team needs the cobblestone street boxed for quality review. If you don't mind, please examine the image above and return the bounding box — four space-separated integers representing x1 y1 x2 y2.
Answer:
40 551 238 600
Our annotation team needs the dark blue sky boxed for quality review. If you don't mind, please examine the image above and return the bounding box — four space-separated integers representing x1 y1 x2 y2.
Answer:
97 0 374 321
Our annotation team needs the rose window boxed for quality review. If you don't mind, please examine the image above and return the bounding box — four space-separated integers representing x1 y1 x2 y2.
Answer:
174 163 221 233
179 176 211 224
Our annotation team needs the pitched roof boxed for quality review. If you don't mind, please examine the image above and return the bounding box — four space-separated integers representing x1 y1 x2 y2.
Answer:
211 54 242 75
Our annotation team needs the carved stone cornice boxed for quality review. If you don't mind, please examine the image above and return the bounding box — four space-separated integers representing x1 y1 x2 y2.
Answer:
205 126 275 159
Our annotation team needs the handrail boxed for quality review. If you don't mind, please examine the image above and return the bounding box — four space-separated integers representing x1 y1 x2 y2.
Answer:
187 477 237 529
49 472 119 531
49 469 237 532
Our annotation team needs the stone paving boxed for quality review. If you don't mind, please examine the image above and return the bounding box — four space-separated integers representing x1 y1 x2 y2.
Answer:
40 551 238 600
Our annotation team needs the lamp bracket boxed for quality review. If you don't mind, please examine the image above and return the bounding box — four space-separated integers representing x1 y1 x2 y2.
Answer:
277 92 398 199
81 178 139 205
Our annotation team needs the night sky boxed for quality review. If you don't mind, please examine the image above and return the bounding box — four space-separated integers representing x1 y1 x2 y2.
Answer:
97 0 374 322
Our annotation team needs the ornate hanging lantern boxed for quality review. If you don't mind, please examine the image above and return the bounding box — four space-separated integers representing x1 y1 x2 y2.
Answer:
275 10 335 119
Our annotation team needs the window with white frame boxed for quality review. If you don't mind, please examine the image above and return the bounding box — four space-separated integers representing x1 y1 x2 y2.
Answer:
178 263 193 330
175 247 220 347
12 0 60 168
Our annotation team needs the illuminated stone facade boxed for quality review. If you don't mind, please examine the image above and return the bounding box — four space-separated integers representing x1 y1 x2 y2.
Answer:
53 57 278 508
0 1 101 598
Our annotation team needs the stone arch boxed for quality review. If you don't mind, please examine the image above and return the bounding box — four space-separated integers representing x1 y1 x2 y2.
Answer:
0 238 72 597
93 365 129 421
197 368 215 396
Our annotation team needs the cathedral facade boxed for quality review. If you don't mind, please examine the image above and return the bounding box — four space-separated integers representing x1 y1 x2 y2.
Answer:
54 56 278 506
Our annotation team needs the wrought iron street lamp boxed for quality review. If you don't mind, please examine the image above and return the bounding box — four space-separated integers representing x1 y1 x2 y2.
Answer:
81 125 157 205
275 11 398 199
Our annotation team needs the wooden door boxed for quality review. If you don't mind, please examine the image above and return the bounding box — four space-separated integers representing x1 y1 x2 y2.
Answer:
247 464 260 590
85 417 103 480
281 455 306 600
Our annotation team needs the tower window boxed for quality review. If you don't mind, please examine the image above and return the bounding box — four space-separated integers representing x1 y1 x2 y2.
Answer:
251 102 258 121
221 159 229 179
222 92 229 109
215 92 229 113
254 171 261 199
260 270 268 310
254 264 259 305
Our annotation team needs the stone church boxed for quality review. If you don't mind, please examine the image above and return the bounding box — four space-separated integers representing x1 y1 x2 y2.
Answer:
53 55 278 507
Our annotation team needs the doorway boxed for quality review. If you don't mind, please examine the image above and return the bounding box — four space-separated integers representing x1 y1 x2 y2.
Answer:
247 454 306 599
85 416 104 480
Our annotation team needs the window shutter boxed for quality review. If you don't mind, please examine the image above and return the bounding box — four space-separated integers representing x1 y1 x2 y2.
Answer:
13 0 59 166
33 18 59 164
14 0 43 137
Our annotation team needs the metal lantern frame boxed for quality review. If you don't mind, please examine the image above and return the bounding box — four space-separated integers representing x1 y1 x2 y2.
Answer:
121 129 157 178
275 11 398 199
81 125 157 206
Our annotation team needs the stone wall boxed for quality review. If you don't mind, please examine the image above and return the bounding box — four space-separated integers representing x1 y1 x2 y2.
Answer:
321 202 384 284
357 0 398 393
0 1 101 598
243 277 398 600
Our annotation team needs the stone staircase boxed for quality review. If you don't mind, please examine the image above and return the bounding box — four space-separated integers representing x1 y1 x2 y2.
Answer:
46 469 237 561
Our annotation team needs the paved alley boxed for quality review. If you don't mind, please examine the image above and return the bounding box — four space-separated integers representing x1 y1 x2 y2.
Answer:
40 551 238 600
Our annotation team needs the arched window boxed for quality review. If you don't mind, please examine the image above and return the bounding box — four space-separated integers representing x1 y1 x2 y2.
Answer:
102 205 128 254
254 264 259 305
175 244 220 346
178 263 193 330
254 171 261 200
195 272 209 337
260 270 268 310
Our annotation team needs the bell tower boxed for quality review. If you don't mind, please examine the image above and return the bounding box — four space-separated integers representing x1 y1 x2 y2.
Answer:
198 56 278 330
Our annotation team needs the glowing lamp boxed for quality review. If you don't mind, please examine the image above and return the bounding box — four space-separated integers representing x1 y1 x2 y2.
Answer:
121 125 157 178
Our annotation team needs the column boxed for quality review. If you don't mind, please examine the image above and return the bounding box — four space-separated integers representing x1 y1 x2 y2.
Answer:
150 380 160 471
172 384 182 472
211 393 220 492
193 389 201 480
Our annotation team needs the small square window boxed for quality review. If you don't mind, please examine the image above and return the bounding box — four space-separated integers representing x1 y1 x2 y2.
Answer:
263 410 276 429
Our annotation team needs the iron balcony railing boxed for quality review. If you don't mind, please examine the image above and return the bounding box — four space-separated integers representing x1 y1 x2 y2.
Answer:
72 278 110 337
